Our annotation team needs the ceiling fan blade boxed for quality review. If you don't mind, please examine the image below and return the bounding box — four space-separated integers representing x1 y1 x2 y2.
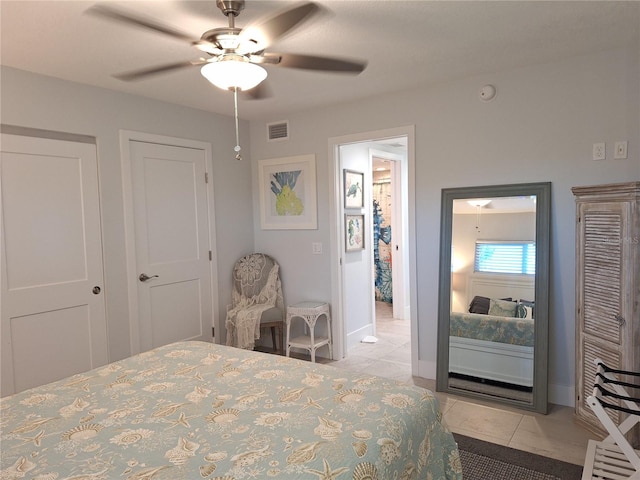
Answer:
86 5 196 43
237 2 320 54
114 60 206 82
266 53 367 73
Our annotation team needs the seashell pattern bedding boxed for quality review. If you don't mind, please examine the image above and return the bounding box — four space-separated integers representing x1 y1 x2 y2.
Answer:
0 341 462 479
450 311 535 347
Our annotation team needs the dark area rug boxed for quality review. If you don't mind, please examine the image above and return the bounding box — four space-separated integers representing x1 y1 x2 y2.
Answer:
454 433 584 480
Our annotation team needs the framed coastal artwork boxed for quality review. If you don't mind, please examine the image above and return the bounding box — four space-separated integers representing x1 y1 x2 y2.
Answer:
345 214 365 251
259 154 317 230
343 169 364 208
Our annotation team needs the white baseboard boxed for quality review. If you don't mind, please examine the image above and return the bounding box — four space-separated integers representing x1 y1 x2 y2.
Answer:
417 359 437 379
346 324 374 349
549 383 574 407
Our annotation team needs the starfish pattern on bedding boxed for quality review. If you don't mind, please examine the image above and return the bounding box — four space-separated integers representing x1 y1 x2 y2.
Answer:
302 396 324 410
306 459 350 479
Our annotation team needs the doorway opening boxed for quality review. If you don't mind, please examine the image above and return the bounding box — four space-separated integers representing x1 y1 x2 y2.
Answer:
328 126 416 378
369 150 410 376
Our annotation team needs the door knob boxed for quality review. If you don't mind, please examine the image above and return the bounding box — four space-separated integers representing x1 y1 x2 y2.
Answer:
139 273 159 282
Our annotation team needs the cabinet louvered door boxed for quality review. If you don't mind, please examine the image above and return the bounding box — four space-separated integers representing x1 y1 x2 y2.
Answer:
576 202 627 433
573 182 640 443
582 207 625 344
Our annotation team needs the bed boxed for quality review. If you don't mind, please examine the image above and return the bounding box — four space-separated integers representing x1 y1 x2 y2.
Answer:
449 274 535 388
449 311 534 387
0 341 462 479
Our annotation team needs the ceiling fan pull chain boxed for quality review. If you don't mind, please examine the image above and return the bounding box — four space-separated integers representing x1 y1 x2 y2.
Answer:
233 87 242 161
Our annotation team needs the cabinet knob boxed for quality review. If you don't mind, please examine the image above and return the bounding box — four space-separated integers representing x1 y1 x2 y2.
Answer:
615 314 626 327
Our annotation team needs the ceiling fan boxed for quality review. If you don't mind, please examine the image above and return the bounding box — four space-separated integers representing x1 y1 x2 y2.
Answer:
87 0 367 91
88 0 366 159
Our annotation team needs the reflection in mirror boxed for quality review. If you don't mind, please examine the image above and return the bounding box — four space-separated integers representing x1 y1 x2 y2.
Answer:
436 183 550 414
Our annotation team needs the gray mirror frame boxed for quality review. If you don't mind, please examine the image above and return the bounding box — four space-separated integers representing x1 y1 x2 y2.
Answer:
435 182 551 414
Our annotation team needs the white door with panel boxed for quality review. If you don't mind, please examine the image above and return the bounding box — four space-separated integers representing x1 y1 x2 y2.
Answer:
1 133 108 397
128 139 213 352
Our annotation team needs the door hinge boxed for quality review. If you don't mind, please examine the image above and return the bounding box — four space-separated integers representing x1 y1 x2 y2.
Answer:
205 172 209 183
209 251 212 261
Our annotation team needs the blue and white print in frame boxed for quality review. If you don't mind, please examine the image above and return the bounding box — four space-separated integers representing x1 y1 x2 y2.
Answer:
344 169 364 208
345 214 365 251
259 154 317 230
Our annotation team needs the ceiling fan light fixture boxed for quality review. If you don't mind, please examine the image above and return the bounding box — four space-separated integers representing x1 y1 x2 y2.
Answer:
467 199 491 208
200 57 267 91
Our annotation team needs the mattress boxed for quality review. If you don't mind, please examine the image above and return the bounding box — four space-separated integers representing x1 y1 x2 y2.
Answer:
1 341 462 479
450 311 534 347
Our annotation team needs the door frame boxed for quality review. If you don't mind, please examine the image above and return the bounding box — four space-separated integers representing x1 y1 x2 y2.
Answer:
119 130 219 355
328 125 416 370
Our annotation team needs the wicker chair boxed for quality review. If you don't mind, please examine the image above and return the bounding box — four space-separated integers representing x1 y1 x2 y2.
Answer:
225 253 284 353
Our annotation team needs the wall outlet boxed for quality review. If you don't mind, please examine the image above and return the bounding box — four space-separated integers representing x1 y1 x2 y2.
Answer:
312 242 323 254
614 141 628 159
592 142 606 161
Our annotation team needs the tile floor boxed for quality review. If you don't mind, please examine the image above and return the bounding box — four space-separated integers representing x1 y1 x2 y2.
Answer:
320 302 594 467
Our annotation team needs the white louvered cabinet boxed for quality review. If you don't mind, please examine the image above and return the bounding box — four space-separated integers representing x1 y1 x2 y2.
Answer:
572 182 640 441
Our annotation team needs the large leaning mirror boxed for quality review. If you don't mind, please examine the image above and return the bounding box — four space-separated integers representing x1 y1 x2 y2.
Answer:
436 182 551 414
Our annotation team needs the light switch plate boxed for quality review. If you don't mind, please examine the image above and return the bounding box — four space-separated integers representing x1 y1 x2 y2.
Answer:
312 242 323 254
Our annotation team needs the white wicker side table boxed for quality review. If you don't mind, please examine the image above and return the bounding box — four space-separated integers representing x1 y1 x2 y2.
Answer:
286 301 332 363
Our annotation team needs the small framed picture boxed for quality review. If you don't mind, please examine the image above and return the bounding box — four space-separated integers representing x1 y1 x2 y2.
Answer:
344 169 364 209
345 214 365 251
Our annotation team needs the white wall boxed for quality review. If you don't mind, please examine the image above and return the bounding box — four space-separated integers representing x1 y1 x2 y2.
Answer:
250 46 640 406
1 66 254 360
339 143 375 348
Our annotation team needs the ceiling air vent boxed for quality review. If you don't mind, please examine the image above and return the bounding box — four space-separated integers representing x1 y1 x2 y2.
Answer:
267 121 289 142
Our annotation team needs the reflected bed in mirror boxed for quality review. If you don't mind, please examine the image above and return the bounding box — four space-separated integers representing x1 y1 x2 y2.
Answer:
436 183 551 414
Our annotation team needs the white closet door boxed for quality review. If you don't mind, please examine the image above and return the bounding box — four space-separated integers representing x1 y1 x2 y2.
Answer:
129 139 213 352
1 133 108 397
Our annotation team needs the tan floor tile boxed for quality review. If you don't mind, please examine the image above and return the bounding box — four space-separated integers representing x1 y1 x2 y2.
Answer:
359 359 412 382
349 341 401 359
509 414 592 465
444 401 523 443
435 394 458 416
449 425 512 447
379 345 411 364
411 376 435 390
329 355 376 371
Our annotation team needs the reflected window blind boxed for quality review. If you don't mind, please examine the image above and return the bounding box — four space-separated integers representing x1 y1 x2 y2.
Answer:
474 241 536 274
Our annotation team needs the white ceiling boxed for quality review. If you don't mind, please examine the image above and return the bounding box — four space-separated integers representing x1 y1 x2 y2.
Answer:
453 196 536 214
2 1 638 121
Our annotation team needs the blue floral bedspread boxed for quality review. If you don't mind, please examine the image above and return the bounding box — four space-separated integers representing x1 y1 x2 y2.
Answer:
450 312 534 347
1 341 462 479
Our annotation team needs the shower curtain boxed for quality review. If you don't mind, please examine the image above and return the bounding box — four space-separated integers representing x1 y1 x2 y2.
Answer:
373 180 392 303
